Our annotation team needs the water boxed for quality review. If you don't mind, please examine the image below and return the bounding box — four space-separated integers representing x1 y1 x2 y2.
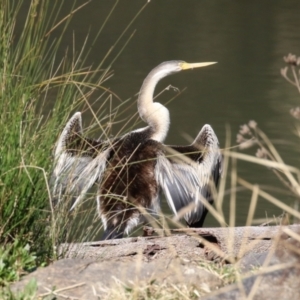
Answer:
43 1 300 227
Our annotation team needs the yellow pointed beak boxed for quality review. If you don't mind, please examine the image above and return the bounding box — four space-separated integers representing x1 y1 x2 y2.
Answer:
180 61 217 70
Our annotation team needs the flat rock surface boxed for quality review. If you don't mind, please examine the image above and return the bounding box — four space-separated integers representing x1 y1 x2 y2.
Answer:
204 229 300 300
204 263 300 300
11 225 300 299
12 256 222 299
59 225 300 262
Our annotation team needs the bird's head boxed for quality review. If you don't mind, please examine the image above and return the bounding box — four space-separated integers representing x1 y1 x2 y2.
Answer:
149 60 217 81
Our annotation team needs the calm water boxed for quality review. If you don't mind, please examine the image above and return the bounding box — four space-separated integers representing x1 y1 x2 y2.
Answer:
40 1 300 228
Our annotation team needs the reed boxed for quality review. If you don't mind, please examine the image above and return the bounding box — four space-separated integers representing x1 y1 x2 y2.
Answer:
0 0 123 286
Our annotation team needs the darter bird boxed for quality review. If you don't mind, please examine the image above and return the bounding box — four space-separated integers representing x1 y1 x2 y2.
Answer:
51 61 222 240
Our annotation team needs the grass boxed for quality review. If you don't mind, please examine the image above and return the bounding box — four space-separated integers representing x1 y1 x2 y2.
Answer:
0 0 148 288
0 279 37 300
99 280 205 300
1 0 300 298
0 240 37 285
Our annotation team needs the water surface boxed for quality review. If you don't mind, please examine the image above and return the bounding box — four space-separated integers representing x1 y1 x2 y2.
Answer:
37 1 300 228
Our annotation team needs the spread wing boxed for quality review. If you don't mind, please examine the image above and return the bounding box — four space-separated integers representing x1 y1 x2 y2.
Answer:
156 124 222 226
51 112 109 208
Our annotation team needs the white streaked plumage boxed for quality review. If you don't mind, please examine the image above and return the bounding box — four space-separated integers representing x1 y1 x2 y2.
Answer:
51 113 110 208
51 112 92 205
51 60 221 239
156 124 222 226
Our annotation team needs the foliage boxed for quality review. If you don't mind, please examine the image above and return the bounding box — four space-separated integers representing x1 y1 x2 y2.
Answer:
0 241 37 286
0 279 37 300
0 0 112 284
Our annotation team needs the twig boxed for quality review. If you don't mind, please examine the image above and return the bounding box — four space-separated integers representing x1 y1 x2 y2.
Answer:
39 282 86 297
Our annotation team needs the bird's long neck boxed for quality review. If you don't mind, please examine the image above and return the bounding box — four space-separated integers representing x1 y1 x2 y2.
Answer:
137 68 170 142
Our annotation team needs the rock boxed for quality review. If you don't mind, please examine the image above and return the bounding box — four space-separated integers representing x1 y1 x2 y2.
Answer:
203 264 300 300
11 257 222 299
203 229 300 300
58 225 300 262
10 225 300 299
